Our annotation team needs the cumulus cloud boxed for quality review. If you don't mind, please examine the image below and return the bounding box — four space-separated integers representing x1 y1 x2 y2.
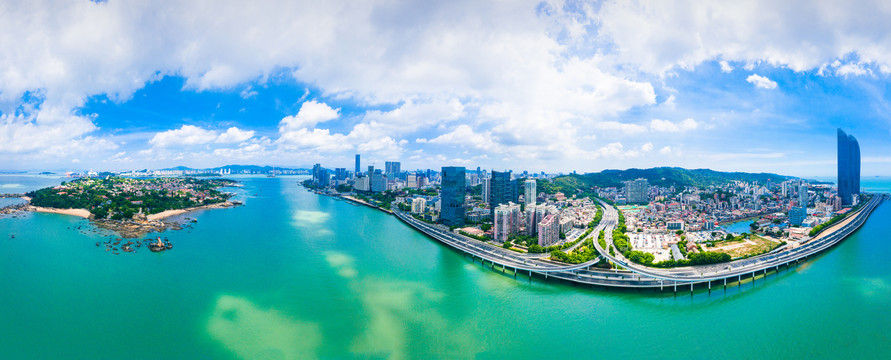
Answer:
746 74 778 89
596 0 891 74
216 127 255 143
279 101 341 131
719 60 734 73
149 125 219 147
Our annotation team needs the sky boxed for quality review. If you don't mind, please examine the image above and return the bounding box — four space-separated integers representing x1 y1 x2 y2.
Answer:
2 0 891 177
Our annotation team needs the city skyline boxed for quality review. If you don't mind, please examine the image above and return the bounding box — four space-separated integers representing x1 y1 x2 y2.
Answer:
2 1 891 177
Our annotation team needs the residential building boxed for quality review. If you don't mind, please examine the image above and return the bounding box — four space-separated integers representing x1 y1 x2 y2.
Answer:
441 166 466 227
538 214 559 247
625 178 649 204
493 202 521 242
411 197 427 214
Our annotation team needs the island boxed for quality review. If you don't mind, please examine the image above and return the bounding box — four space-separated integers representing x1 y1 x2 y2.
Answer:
24 176 240 238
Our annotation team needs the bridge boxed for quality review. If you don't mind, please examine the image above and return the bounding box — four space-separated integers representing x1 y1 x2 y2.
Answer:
393 193 885 290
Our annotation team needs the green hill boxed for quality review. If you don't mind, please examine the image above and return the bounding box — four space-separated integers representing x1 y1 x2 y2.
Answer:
537 167 795 196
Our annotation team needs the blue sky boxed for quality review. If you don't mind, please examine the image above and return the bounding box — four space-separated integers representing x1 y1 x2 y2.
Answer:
1 0 890 177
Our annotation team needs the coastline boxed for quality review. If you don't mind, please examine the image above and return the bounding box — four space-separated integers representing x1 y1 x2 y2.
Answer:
29 206 91 218
146 201 237 221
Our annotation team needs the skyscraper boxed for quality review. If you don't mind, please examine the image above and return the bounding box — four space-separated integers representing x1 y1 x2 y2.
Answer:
385 161 401 182
489 170 512 219
798 181 808 208
441 166 466 227
355 154 361 176
837 129 861 206
481 177 490 203
524 179 537 206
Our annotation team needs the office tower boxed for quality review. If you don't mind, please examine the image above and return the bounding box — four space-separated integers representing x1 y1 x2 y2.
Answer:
385 161 401 182
355 154 361 176
489 170 512 219
624 178 649 204
481 177 490 203
370 170 386 192
524 179 537 206
798 181 808 207
789 207 807 226
441 166 466 227
837 129 860 206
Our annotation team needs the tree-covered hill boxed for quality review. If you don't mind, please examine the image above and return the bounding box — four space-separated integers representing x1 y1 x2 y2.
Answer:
537 167 795 195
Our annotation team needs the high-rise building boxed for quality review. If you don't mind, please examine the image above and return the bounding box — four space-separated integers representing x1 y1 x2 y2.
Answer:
385 161 401 182
538 214 559 246
481 177 490 204
493 202 520 242
312 163 329 187
625 178 649 204
355 154 361 176
441 166 466 227
370 170 386 192
489 171 512 219
789 206 807 226
837 129 860 206
798 181 808 208
335 168 347 181
524 179 537 206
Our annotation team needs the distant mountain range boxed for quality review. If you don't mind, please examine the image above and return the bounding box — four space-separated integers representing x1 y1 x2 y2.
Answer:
540 167 798 194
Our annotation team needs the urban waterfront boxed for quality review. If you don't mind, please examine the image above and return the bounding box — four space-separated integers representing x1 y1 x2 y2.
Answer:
1 175 889 359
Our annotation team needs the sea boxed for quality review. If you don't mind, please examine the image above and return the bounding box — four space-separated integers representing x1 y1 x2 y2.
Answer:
1 174 889 359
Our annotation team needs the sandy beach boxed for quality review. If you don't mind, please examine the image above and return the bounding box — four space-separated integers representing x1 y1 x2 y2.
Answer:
30 206 91 218
147 202 235 221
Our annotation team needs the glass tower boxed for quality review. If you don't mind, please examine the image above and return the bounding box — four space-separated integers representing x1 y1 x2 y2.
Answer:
837 129 860 206
441 166 466 227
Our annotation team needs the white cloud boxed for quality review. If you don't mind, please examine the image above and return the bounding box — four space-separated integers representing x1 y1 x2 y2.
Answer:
279 101 340 131
746 74 778 89
649 118 699 132
595 121 648 135
426 124 494 150
596 0 891 75
216 127 255 143
149 125 219 147
719 60 734 73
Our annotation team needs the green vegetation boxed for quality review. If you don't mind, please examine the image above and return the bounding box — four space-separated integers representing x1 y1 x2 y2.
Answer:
597 230 607 250
459 230 489 241
587 204 603 228
28 177 234 220
808 195 869 237
536 168 795 199
550 236 599 264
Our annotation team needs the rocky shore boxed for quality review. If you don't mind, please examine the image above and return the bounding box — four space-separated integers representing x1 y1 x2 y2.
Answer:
1 198 241 238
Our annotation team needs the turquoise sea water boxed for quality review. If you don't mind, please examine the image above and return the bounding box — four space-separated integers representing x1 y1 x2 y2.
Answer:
1 175 889 359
